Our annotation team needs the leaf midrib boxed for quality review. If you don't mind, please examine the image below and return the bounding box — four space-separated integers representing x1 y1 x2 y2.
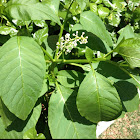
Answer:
17 36 25 99
56 83 79 138
91 69 101 120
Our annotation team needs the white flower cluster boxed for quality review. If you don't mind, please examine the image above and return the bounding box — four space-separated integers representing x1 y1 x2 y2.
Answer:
56 31 88 55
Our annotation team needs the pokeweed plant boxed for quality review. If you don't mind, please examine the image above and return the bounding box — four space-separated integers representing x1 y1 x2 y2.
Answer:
0 0 140 139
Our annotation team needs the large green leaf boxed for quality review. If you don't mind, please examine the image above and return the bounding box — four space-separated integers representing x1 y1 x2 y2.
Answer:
115 38 140 68
0 36 46 120
48 84 96 139
77 68 122 123
96 61 140 112
0 102 41 139
4 0 61 25
80 11 113 46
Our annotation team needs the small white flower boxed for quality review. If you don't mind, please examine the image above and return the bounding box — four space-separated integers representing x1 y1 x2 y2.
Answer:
65 33 70 40
56 31 88 55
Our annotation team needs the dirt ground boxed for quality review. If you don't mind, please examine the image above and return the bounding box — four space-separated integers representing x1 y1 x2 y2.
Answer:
98 104 140 139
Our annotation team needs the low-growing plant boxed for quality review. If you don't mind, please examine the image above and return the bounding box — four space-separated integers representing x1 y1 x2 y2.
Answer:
0 0 139 139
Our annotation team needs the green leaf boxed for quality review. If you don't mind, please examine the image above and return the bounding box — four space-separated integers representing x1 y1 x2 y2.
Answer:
23 127 46 139
48 84 96 139
57 70 84 88
85 46 94 61
76 0 89 11
4 0 61 25
95 0 102 4
72 24 84 31
80 11 113 46
71 31 111 55
77 68 122 123
0 36 46 120
33 20 48 28
108 12 121 27
0 102 41 139
0 26 18 36
39 79 49 98
90 3 98 14
12 20 31 26
96 61 140 112
98 6 110 19
0 98 16 127
70 1 81 15
43 35 59 58
112 0 127 11
33 27 48 45
117 25 135 45
115 38 140 68
103 0 114 8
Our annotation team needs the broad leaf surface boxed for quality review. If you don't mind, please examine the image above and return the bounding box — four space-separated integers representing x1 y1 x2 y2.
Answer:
4 0 61 25
48 84 96 139
0 36 46 120
0 103 41 139
57 70 84 88
115 38 140 68
96 61 140 112
77 69 122 123
117 25 135 45
80 11 113 46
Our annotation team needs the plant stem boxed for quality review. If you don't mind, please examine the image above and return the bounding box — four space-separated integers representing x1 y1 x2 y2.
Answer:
104 50 114 58
25 21 30 36
54 0 75 60
54 24 64 60
41 46 54 62
53 58 107 63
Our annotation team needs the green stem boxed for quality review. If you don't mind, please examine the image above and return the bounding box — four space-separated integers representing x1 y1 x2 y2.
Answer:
54 24 64 60
54 0 75 60
25 21 30 36
104 50 114 58
53 58 107 63
41 46 54 62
